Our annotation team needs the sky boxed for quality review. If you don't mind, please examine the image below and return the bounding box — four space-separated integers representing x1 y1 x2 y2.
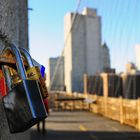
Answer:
28 0 140 72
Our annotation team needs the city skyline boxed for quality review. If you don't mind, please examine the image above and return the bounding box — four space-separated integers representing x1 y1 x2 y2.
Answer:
29 0 140 72
47 8 111 92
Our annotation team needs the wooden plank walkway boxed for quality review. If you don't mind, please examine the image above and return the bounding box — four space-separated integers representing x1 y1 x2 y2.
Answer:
17 111 140 140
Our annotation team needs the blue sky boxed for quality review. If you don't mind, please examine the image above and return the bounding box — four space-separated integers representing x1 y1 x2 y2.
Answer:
28 0 77 67
28 0 140 72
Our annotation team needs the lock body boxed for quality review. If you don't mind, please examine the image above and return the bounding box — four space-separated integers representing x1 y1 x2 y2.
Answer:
3 79 47 133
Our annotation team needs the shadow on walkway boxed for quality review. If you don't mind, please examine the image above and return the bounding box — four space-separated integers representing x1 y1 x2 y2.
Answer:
30 129 140 140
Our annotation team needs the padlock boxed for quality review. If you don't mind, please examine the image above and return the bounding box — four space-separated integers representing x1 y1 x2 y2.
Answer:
1 66 12 92
19 48 49 114
32 59 46 78
2 44 47 133
0 69 7 97
8 67 22 86
19 47 48 99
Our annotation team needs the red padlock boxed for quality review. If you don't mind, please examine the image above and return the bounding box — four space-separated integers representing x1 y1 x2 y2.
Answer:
0 70 7 97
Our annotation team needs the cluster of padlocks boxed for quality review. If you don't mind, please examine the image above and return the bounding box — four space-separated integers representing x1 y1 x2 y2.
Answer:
0 44 49 133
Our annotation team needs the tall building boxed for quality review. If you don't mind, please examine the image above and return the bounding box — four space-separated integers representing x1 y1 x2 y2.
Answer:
135 44 140 70
101 43 110 70
125 62 140 74
64 8 103 92
47 57 64 91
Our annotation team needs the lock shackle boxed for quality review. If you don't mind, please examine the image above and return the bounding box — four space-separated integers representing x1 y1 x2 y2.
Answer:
19 47 34 68
2 44 27 80
19 47 45 78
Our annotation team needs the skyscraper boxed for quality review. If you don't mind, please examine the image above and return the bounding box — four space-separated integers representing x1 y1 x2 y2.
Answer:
47 57 64 91
64 8 103 92
101 43 110 70
135 44 140 70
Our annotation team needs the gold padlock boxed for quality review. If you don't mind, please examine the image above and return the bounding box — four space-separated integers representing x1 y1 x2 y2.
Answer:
27 66 48 98
27 66 40 80
9 67 22 86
